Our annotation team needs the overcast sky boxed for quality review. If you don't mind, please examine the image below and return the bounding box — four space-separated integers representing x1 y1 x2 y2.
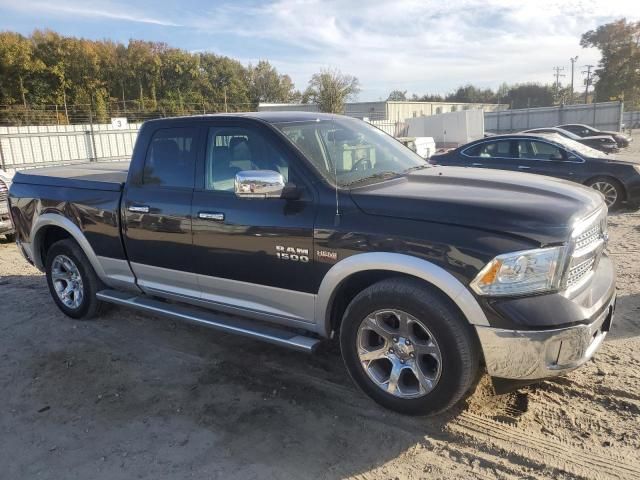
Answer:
1 0 639 101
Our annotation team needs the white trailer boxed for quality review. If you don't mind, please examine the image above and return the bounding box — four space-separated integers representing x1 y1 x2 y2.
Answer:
406 109 484 147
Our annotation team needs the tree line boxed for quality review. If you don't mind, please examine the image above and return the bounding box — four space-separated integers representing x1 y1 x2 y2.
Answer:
387 83 559 109
0 30 308 123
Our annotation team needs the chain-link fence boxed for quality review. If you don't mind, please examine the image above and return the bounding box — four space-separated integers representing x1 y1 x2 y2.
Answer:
0 100 255 127
0 101 257 171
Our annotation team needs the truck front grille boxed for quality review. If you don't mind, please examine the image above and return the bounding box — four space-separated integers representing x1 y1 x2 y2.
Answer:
566 209 607 288
0 179 7 203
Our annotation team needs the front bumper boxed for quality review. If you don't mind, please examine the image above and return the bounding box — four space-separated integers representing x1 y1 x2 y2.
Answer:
476 296 614 380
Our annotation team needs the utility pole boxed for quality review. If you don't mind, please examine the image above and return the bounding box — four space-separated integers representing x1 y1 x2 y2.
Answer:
569 56 578 104
553 66 565 103
582 65 594 104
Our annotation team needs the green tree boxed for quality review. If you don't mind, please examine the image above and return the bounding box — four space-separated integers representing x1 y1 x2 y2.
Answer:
503 83 554 108
387 89 407 101
306 68 360 113
581 19 640 108
249 60 297 105
447 84 497 103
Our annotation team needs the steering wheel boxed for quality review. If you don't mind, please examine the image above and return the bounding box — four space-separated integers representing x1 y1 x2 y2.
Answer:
351 157 372 171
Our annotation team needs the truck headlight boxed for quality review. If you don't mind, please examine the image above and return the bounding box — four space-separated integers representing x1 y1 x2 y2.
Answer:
470 247 565 296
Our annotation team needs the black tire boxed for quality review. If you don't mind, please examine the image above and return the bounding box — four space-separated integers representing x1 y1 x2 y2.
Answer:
45 239 106 320
4 232 15 242
586 176 624 210
340 277 480 416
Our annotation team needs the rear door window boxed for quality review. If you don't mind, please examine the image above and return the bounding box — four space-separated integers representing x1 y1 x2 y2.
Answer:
143 128 198 188
464 140 513 159
517 140 565 160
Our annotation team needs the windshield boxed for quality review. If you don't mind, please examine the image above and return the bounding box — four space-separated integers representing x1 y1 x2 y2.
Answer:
274 116 427 187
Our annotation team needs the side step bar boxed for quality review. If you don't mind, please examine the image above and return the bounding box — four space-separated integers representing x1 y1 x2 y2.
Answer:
96 289 321 353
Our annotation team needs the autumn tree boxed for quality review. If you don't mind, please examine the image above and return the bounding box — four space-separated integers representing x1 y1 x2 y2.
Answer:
0 32 43 107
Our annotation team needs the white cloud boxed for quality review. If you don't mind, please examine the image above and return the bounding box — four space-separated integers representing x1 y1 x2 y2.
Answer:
188 0 640 100
0 0 182 27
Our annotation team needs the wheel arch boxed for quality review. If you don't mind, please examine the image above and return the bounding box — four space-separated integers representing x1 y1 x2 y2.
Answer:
31 213 107 281
315 252 489 338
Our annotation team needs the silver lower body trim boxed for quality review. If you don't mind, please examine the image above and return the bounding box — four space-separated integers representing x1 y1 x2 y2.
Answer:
97 256 139 291
96 289 320 353
129 262 316 327
476 295 615 380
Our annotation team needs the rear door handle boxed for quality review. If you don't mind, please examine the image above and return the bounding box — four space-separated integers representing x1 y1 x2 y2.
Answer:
517 165 531 170
128 205 150 213
198 212 225 221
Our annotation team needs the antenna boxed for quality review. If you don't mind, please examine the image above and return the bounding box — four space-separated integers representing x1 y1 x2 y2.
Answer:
331 115 341 226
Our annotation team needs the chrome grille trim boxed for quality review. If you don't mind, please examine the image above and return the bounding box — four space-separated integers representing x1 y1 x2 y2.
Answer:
0 179 7 203
567 257 596 287
565 207 607 290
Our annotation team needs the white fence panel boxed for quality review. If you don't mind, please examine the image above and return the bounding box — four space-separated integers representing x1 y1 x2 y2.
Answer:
623 111 640 129
0 123 141 172
484 101 623 133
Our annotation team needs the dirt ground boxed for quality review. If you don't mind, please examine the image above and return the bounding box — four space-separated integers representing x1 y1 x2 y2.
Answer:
1 139 640 480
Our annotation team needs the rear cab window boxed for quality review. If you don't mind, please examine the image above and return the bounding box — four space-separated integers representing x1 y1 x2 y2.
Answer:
143 128 198 188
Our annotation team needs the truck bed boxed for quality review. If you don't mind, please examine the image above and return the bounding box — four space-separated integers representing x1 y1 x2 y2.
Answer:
12 161 130 192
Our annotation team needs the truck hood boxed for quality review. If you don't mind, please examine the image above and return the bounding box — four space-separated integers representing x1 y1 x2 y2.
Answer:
349 166 604 244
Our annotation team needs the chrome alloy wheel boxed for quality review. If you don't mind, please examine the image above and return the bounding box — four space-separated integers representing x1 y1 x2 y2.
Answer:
51 254 84 309
590 181 618 207
356 309 443 399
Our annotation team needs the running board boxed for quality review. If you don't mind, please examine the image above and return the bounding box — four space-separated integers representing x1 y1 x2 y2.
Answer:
96 289 321 353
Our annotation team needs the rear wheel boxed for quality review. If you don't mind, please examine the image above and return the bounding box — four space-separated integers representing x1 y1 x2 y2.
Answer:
45 239 106 319
340 277 480 415
587 176 623 209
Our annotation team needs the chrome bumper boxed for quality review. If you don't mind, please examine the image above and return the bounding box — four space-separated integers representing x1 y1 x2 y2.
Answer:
476 296 615 380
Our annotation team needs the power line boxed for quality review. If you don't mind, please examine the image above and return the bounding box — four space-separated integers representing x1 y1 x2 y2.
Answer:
552 66 566 103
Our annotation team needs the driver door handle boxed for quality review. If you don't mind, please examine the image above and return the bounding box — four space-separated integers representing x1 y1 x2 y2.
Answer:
471 162 484 167
518 165 531 170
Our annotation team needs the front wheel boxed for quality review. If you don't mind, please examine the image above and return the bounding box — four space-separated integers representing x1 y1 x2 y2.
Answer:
587 177 623 209
45 239 106 319
340 277 480 416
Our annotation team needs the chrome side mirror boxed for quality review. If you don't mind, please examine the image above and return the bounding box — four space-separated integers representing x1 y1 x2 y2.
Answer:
234 170 286 199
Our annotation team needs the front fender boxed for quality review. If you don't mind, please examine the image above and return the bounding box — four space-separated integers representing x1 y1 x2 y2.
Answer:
314 252 489 337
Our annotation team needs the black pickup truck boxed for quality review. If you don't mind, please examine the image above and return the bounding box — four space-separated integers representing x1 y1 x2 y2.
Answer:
8 112 616 415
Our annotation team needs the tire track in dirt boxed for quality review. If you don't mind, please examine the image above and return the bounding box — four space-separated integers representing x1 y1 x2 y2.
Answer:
450 411 640 480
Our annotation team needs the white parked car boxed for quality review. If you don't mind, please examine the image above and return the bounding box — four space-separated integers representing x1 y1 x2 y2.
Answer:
0 171 15 241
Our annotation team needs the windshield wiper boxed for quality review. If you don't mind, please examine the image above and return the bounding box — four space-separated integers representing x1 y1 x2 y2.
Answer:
341 171 402 187
403 164 430 173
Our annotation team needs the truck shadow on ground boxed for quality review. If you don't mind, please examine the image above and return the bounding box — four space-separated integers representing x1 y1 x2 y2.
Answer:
6 269 630 478
608 292 640 340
